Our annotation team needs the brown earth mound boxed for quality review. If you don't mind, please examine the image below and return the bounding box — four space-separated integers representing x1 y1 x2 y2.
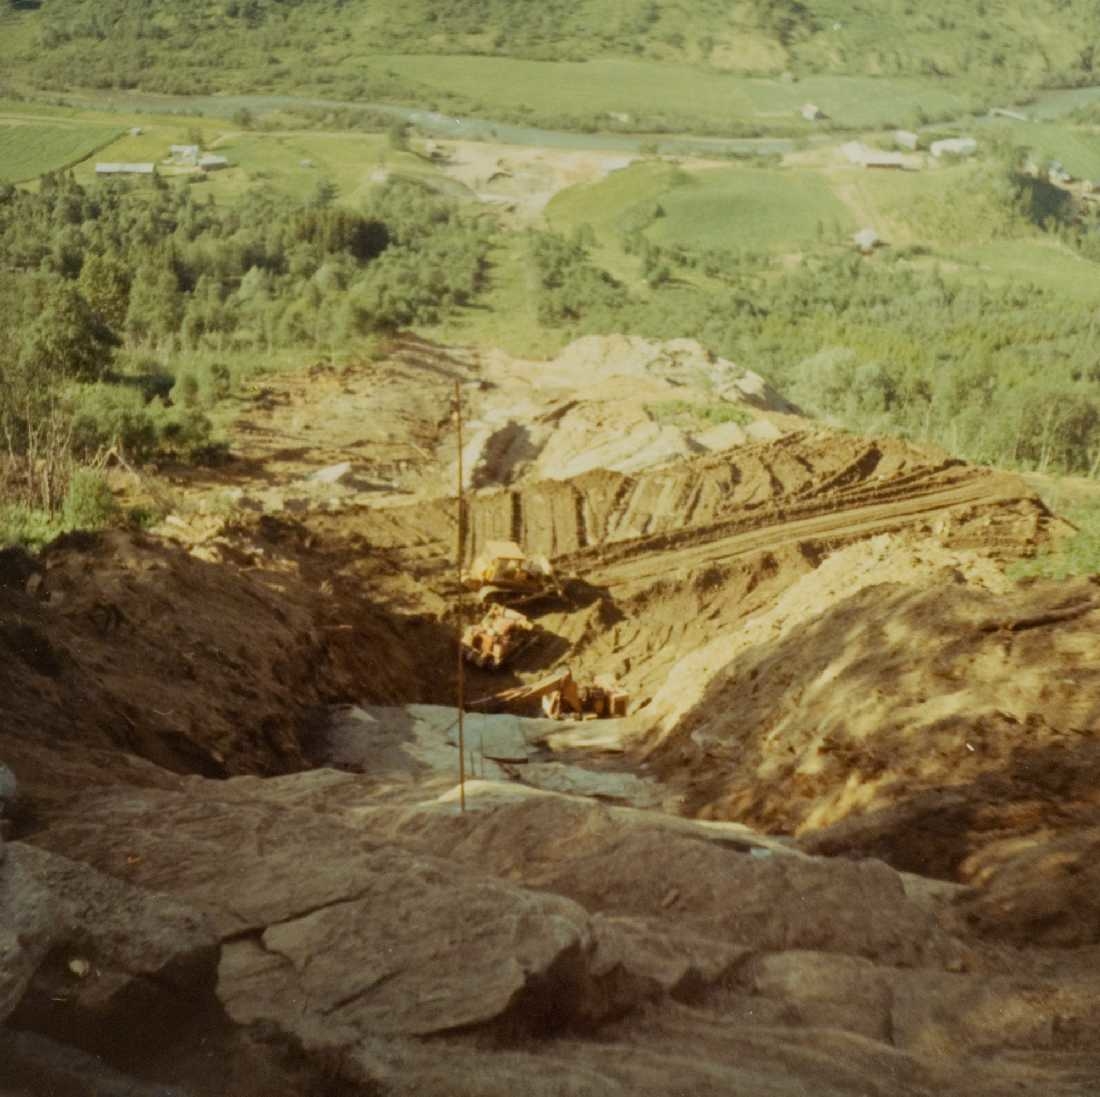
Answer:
644 573 1100 882
0 528 448 819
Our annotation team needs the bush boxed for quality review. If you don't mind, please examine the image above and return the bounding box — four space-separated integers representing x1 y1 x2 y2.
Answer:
61 468 117 532
200 361 233 402
153 404 221 461
171 370 202 408
0 503 59 550
69 383 159 459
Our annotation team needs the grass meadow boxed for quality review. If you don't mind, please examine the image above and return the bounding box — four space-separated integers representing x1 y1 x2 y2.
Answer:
0 117 123 182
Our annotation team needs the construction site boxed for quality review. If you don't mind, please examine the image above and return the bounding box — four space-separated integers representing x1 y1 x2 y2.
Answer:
2 334 1100 1096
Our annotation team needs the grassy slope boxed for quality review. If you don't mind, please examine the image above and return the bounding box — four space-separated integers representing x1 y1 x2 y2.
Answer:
4 0 1100 116
548 160 853 253
0 116 122 182
647 167 853 252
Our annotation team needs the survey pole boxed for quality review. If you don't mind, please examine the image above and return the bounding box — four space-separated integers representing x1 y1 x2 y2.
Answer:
455 380 466 813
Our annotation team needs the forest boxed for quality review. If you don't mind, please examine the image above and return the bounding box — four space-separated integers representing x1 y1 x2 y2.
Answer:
0 170 489 532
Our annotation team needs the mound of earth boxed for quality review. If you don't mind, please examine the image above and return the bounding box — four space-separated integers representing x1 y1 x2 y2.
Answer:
644 567 1100 881
0 528 448 818
166 335 799 517
466 334 796 486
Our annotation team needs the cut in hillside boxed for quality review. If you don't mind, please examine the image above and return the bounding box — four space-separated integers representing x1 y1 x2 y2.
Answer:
5 332 1100 1097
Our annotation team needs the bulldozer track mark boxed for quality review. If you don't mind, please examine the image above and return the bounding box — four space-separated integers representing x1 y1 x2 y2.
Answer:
510 491 524 545
573 485 589 550
564 471 1022 589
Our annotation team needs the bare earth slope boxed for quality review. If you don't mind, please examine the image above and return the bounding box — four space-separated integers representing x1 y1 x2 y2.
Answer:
3 336 1099 1096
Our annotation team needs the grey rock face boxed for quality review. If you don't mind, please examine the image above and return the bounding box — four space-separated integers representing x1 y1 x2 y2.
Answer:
0 840 216 1029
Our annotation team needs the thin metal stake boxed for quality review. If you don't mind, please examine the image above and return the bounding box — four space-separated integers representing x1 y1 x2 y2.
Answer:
455 379 466 813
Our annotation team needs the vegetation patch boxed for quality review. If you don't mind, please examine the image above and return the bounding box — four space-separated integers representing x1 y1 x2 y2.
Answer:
0 119 122 182
646 399 753 429
644 167 853 253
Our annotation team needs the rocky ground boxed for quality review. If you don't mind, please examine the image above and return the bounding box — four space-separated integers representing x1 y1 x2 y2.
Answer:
2 336 1099 1096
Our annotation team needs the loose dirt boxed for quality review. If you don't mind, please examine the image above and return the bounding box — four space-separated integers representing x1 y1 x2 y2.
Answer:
4 333 1099 1097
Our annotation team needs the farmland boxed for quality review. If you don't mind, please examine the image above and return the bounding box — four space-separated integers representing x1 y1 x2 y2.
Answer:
361 56 991 133
0 117 122 182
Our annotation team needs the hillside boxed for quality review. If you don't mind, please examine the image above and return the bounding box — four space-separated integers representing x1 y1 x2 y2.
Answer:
4 336 1100 1095
4 0 1100 112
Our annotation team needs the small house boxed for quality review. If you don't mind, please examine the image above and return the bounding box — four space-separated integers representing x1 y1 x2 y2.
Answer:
1048 160 1072 184
930 137 977 159
129 126 143 137
841 142 905 169
841 141 870 165
95 163 156 175
894 130 919 151
199 154 229 172
801 103 826 121
989 107 1029 121
863 151 905 170
170 144 200 165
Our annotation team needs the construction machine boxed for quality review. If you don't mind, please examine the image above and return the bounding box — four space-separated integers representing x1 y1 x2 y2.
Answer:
462 540 563 609
461 604 537 670
471 668 628 720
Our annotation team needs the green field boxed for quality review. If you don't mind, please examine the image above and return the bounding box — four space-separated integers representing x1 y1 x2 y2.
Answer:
738 74 976 127
645 167 853 252
994 120 1100 180
0 118 123 182
368 55 985 131
949 239 1100 302
548 161 853 254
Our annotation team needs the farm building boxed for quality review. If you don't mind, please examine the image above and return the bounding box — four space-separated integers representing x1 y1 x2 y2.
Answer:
930 137 977 159
170 144 199 165
841 142 905 169
801 103 826 121
199 154 229 171
989 107 1029 121
1048 160 1072 184
894 130 919 151
96 163 156 175
863 150 904 169
841 141 870 164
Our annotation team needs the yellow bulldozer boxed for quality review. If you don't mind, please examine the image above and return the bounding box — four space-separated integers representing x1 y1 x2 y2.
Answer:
460 604 538 670
462 540 563 609
471 668 629 720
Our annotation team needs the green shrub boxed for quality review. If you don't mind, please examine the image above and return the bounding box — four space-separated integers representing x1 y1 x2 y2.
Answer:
1009 502 1100 580
61 468 117 532
69 383 159 459
153 404 221 461
202 361 233 402
647 399 752 428
0 504 60 550
171 370 202 409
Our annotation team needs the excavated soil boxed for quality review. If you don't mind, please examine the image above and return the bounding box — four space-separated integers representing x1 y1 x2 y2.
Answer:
4 335 1100 1097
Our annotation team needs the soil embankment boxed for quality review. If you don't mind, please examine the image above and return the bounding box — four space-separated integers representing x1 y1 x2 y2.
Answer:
3 336 1099 1096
